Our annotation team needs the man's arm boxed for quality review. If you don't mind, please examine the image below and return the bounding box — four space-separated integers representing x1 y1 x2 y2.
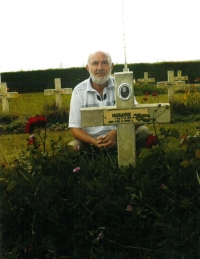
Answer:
71 128 117 149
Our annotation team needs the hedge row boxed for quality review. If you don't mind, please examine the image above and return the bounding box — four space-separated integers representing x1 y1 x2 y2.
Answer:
1 61 200 93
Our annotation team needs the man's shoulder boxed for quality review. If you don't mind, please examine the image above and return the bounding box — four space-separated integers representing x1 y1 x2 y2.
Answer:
74 78 90 91
107 76 115 89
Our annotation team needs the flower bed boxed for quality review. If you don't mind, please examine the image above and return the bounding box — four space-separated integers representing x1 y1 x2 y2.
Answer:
0 116 200 258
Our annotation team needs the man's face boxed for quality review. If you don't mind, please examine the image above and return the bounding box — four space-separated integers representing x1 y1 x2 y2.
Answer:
86 51 113 85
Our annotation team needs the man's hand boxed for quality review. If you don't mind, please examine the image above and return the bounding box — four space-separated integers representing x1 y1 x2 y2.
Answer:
70 128 117 150
96 130 117 149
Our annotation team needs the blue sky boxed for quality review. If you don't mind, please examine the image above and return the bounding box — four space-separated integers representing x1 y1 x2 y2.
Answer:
0 0 199 72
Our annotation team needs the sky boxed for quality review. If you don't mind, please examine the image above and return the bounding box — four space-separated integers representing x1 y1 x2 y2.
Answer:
0 0 199 73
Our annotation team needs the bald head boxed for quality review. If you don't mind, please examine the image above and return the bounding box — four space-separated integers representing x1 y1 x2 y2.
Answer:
87 51 112 66
86 51 114 85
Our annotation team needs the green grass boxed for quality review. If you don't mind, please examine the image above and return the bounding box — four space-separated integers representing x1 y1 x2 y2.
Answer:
0 131 73 165
1 92 72 116
0 92 73 163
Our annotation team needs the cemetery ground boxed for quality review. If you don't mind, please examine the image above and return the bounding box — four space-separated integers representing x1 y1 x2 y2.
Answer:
0 88 200 163
0 86 200 259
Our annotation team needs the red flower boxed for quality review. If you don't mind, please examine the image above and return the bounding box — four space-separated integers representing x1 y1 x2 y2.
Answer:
145 134 158 149
180 134 187 139
27 139 35 145
144 92 149 96
25 115 47 133
152 92 159 97
27 134 36 145
143 97 148 101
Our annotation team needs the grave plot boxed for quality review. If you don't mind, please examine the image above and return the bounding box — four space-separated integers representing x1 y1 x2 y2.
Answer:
157 70 187 103
81 71 170 167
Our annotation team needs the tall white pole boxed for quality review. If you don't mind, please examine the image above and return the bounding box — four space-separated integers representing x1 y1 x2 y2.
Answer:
121 0 128 72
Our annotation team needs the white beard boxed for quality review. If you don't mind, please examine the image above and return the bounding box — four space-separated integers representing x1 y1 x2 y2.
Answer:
89 67 112 84
90 74 110 84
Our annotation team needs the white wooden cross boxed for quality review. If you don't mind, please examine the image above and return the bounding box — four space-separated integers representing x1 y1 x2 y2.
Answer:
44 78 72 108
157 70 186 103
0 82 18 112
174 70 188 81
81 71 170 167
137 72 155 84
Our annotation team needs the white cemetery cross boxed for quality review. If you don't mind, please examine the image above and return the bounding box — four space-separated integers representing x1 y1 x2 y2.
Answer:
157 70 186 103
44 78 72 108
81 70 170 167
137 72 155 84
174 70 188 81
0 83 18 112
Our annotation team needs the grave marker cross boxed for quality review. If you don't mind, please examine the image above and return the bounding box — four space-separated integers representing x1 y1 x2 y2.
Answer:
174 70 188 81
44 78 72 108
0 83 18 112
81 71 170 167
137 72 155 84
157 70 186 103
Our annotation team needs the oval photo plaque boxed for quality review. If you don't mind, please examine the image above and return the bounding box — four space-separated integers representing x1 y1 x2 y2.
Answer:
117 83 132 101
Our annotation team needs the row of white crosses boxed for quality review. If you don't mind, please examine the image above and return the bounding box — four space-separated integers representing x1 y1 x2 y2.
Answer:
81 68 170 167
0 78 72 112
0 83 18 112
157 70 188 103
44 78 72 108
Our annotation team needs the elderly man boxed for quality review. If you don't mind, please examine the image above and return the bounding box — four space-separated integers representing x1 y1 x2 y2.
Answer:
68 50 150 153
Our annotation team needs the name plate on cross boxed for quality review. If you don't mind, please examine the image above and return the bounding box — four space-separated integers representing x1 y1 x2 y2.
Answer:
103 108 149 124
81 71 170 167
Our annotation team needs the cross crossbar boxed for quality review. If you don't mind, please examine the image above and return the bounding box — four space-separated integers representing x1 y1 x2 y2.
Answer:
44 78 72 108
137 72 155 83
157 70 186 102
0 83 18 112
174 70 188 81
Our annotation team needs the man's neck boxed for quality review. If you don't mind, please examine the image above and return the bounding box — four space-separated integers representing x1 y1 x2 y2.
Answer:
91 80 108 96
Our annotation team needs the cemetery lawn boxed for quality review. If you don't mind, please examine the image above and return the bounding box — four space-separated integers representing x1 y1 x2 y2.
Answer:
0 131 73 164
1 92 200 163
0 121 199 164
5 92 72 115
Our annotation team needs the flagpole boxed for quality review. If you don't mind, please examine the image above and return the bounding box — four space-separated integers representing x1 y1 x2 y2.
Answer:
121 0 129 72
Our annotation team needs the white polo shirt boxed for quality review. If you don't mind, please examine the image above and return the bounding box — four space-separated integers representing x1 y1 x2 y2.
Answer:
68 77 138 138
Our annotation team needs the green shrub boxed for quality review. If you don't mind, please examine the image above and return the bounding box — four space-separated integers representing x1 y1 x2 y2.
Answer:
0 116 26 134
173 85 200 115
43 103 69 124
134 83 167 96
0 114 20 124
1 128 199 259
0 104 69 134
